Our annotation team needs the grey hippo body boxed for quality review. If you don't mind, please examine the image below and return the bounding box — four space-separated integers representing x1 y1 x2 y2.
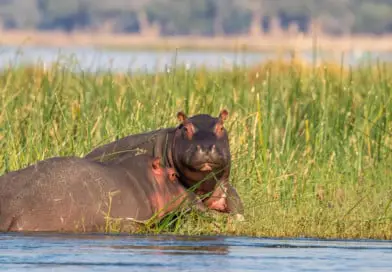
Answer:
0 154 204 232
84 110 244 217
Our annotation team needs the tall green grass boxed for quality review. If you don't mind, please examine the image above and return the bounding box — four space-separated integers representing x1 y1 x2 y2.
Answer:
1 55 392 239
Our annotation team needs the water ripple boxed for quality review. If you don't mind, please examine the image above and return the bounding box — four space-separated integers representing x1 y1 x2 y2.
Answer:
0 233 391 271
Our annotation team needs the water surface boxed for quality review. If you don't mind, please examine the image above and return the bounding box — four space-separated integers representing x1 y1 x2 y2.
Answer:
0 45 391 73
1 233 391 271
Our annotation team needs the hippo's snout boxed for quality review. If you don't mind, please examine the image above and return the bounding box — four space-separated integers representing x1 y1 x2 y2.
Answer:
196 144 217 159
187 144 225 172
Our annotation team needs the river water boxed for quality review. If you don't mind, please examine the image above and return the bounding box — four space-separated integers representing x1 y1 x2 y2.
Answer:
0 45 391 73
0 233 391 271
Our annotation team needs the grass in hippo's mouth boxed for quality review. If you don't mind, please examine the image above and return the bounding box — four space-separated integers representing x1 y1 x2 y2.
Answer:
1 54 392 240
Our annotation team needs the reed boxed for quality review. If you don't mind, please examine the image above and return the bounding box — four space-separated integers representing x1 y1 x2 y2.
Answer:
1 54 391 239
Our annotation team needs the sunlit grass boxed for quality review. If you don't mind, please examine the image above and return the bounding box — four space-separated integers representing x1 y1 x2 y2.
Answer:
1 55 392 240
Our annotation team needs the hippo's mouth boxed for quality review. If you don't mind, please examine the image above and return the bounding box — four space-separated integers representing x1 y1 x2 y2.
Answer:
195 162 220 172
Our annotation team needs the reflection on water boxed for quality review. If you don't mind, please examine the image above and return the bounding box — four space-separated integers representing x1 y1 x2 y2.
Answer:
0 233 391 272
110 245 228 255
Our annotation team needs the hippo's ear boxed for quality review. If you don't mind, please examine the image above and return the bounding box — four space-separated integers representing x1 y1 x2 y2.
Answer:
152 157 161 170
218 109 229 122
177 111 188 123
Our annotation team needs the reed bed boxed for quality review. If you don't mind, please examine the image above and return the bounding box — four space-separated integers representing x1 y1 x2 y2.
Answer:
1 54 391 239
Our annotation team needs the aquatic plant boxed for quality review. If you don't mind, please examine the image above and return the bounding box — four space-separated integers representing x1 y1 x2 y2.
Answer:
1 54 391 240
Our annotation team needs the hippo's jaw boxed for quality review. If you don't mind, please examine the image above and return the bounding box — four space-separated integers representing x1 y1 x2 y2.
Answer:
186 161 224 173
186 156 224 171
198 163 215 172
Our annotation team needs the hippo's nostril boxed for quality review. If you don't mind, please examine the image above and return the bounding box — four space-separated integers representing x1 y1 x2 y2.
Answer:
211 145 216 153
197 145 202 152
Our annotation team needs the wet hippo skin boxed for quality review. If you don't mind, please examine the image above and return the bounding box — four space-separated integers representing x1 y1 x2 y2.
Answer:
0 154 204 232
84 110 244 218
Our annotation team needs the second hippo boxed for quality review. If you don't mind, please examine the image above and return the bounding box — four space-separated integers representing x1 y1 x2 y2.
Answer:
0 154 204 233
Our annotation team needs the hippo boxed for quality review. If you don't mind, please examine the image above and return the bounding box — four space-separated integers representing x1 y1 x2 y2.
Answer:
0 154 204 233
84 109 244 218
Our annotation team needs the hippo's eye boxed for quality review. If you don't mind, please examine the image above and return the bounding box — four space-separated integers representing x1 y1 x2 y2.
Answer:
215 123 225 137
168 171 178 182
182 123 194 140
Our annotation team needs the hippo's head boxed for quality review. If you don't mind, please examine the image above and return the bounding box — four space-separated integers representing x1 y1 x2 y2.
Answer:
148 156 178 215
150 156 178 184
149 156 207 218
172 110 231 193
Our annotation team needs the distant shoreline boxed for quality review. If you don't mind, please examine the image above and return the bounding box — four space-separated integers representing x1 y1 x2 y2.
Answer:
1 30 392 54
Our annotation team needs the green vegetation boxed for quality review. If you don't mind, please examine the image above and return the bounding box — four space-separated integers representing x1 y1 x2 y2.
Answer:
1 0 392 35
1 54 392 240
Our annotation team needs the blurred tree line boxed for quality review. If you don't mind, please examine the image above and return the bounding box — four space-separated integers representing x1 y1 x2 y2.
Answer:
1 0 392 36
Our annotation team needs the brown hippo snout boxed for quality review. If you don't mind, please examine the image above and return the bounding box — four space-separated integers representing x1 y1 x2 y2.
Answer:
187 142 225 172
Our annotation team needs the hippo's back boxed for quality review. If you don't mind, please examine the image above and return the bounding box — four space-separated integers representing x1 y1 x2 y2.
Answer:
0 157 121 232
84 128 176 166
0 157 86 202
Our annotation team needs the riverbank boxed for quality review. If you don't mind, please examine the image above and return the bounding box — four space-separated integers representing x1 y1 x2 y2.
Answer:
1 57 391 240
1 30 392 53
